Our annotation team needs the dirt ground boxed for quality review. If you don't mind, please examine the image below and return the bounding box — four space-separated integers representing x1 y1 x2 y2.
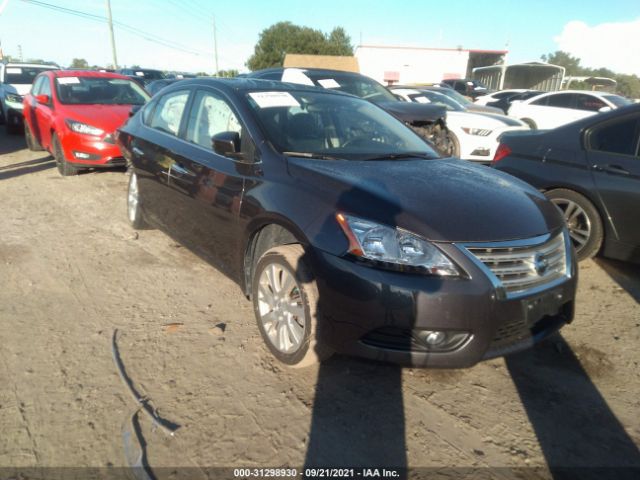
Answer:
0 130 639 478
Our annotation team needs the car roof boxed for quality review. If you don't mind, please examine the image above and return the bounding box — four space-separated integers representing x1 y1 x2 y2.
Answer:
49 70 132 80
3 62 59 69
168 76 354 97
250 67 365 78
542 90 621 97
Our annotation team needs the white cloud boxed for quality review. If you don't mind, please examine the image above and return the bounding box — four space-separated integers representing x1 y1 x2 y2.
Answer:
554 18 640 75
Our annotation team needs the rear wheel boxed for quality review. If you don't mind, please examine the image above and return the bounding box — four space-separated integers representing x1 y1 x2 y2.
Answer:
545 188 603 261
25 122 44 151
52 133 78 176
252 245 333 368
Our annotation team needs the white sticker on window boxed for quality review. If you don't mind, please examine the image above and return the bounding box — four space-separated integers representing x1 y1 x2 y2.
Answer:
57 77 81 85
415 96 430 104
318 78 340 89
249 91 300 109
6 67 23 74
135 71 144 76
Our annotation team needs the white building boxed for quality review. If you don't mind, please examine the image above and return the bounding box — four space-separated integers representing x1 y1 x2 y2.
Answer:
355 45 507 85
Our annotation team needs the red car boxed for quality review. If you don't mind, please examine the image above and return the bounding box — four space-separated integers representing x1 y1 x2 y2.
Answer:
22 70 149 175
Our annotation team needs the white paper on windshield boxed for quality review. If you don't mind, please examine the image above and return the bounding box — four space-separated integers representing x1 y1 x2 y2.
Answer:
6 68 22 74
249 91 300 109
135 71 145 76
318 78 340 89
58 77 81 85
415 96 431 104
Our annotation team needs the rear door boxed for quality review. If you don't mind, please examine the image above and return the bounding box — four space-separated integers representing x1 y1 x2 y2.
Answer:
531 93 579 129
33 76 55 149
586 112 640 246
131 88 192 227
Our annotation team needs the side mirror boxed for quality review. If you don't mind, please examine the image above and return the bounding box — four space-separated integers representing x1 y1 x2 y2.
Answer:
212 131 241 158
129 105 142 118
35 94 50 105
598 106 612 113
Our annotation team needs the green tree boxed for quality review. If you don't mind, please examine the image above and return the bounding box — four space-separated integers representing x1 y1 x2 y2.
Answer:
70 58 89 69
216 69 239 78
541 51 583 76
247 21 353 71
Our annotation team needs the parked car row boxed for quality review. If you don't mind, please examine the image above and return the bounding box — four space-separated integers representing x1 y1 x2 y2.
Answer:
9 62 637 369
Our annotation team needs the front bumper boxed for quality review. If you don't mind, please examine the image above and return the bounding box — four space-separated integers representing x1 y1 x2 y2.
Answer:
60 132 126 167
309 239 577 368
459 126 529 163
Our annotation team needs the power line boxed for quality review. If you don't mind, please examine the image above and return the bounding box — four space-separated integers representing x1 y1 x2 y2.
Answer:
20 0 215 58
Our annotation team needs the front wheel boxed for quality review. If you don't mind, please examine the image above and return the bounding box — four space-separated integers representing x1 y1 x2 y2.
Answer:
52 134 78 176
252 245 333 367
545 188 603 261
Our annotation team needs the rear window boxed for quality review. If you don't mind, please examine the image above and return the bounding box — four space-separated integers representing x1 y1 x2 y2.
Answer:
55 76 150 105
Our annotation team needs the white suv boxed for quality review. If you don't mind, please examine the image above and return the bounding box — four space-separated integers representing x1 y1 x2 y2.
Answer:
507 90 631 130
0 62 59 134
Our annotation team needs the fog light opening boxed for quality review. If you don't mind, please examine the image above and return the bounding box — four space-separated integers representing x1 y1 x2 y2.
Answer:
416 330 471 352
73 151 100 160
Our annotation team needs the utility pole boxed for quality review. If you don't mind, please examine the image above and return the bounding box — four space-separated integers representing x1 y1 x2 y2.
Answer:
105 0 118 69
213 15 219 75
17 44 22 61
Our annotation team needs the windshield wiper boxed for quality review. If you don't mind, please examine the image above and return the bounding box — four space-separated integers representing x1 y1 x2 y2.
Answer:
361 152 436 161
282 151 341 161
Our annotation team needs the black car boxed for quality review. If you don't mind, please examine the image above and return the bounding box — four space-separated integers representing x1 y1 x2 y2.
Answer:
246 68 456 157
493 103 640 263
117 78 576 368
117 68 166 86
441 78 493 99
146 78 181 96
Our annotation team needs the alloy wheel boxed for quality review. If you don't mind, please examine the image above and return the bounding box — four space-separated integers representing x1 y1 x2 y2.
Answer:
257 263 306 354
551 198 591 252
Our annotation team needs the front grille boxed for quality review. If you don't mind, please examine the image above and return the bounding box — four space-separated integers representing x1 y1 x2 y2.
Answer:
465 233 568 298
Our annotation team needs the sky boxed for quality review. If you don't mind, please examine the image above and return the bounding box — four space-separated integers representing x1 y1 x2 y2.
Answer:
0 0 639 75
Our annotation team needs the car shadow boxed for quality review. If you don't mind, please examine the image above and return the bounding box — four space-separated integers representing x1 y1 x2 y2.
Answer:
0 156 55 181
595 258 640 304
506 335 640 479
0 130 27 155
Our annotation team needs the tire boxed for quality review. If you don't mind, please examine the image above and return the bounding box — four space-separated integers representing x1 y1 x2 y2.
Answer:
252 244 333 368
127 171 151 230
545 188 603 261
52 133 78 176
6 120 18 135
25 122 44 151
521 118 537 130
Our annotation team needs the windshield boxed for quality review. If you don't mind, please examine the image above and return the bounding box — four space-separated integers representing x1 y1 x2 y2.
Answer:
305 72 398 104
133 70 165 80
55 76 150 105
4 66 57 85
411 91 464 112
246 90 438 160
603 95 632 108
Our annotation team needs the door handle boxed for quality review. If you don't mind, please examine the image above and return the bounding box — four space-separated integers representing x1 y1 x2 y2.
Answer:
132 146 144 157
593 164 630 176
170 163 190 176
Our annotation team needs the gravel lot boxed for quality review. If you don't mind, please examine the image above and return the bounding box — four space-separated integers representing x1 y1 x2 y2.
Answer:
0 130 639 478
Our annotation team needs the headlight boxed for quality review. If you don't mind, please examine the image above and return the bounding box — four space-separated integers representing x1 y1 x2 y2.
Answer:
462 127 492 136
5 93 23 105
335 213 460 276
65 119 104 136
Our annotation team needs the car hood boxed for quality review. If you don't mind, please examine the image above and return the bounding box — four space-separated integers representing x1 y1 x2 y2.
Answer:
466 104 504 115
377 101 446 124
4 84 30 96
287 156 563 243
447 111 527 129
61 104 135 133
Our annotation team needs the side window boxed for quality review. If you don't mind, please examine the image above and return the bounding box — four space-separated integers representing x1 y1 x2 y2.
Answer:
149 90 189 136
546 93 575 108
589 117 639 156
31 77 44 95
40 77 52 97
185 90 242 150
531 95 549 106
142 98 158 125
575 94 607 112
